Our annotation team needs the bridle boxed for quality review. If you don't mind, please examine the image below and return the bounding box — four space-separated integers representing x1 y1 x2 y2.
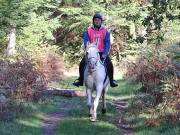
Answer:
86 46 100 72
88 56 98 66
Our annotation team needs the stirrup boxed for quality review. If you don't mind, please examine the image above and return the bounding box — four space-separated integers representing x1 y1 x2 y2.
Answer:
73 79 83 87
110 80 118 87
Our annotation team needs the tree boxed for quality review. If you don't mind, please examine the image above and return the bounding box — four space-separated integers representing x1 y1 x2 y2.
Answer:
6 24 16 56
0 0 61 58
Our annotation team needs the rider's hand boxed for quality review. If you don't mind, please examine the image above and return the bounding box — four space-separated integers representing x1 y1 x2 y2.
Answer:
102 54 107 59
102 54 107 62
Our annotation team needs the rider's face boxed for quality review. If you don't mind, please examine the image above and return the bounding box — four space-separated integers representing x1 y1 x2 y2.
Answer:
93 18 102 27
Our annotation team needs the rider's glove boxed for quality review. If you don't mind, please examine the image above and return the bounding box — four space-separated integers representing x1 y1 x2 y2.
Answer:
102 54 107 58
102 54 107 62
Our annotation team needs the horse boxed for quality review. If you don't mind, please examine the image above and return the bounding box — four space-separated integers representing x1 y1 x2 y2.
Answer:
84 43 110 122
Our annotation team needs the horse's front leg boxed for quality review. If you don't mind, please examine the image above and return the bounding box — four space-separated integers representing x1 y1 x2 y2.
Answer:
86 88 92 117
90 85 103 122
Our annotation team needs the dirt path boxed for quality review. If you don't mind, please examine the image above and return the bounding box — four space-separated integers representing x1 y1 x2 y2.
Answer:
111 99 135 135
41 89 86 135
42 100 72 135
42 90 135 135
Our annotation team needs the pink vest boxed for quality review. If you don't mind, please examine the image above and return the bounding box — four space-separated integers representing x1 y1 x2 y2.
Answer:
87 27 107 53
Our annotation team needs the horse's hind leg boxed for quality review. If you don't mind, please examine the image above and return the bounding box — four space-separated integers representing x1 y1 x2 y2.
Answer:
101 88 106 114
86 88 92 117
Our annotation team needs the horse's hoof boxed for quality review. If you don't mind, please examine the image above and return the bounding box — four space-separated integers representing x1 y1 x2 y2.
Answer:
90 117 96 122
101 108 106 114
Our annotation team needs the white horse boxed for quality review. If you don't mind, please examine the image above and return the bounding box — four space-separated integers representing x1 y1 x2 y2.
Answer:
84 43 110 122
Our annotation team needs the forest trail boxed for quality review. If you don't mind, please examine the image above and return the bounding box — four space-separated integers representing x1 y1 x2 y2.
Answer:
42 98 72 135
111 99 135 135
42 89 135 135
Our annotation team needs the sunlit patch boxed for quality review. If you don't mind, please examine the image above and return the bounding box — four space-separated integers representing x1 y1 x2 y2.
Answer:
17 119 42 128
34 113 48 120
56 117 120 135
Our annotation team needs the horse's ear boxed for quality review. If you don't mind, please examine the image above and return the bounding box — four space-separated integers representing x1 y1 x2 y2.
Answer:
86 41 91 51
87 42 92 49
88 42 95 47
87 41 91 46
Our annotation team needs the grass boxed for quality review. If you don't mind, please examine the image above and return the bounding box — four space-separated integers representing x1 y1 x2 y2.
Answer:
53 72 140 135
132 116 180 135
55 97 121 135
0 96 68 135
57 118 120 135
0 71 128 135
137 122 180 135
55 76 86 90
0 73 179 135
126 90 180 135
0 105 43 135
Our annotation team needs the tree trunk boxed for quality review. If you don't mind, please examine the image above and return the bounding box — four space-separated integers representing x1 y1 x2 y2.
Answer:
6 25 16 57
43 89 86 97
130 22 136 39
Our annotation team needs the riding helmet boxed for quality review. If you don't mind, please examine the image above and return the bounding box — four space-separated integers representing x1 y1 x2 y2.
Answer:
93 13 103 21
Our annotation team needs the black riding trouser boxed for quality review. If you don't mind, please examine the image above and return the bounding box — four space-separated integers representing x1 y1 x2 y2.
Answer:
78 52 114 82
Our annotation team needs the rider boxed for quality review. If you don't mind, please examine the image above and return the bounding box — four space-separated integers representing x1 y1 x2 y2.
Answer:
73 12 118 87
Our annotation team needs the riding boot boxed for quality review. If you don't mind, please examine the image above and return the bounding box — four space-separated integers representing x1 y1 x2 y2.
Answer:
106 57 118 87
73 57 85 87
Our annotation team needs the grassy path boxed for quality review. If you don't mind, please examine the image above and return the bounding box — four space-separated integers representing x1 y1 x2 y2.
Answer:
42 99 72 135
0 74 138 135
0 75 179 135
111 99 135 135
44 76 138 135
41 90 135 135
45 96 121 135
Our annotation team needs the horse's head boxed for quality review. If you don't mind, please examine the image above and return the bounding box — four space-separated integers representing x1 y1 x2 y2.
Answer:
86 43 99 70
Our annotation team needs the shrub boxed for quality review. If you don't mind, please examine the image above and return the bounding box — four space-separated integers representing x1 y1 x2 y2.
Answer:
0 59 47 102
37 53 64 85
124 46 180 123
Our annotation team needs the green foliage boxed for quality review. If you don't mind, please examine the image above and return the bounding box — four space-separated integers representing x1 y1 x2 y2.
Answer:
123 0 180 119
0 0 61 59
0 0 45 32
0 96 64 135
55 1 108 63
134 118 180 135
142 0 180 45
17 13 60 55
54 1 149 64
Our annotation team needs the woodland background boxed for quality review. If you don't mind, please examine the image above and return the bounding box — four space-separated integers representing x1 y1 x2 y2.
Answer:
0 0 179 134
